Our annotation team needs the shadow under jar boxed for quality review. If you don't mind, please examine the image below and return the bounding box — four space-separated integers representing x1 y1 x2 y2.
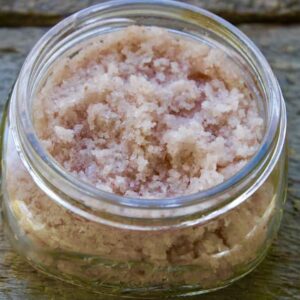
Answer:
0 0 287 298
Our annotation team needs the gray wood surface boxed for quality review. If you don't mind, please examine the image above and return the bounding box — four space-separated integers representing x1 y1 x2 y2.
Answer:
0 0 299 26
0 19 300 300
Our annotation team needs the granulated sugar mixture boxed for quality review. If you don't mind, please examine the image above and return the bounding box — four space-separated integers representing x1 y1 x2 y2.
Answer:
5 26 278 289
33 26 264 198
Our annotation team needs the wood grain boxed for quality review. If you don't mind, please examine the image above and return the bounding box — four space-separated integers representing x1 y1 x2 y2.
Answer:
0 24 300 299
0 0 299 26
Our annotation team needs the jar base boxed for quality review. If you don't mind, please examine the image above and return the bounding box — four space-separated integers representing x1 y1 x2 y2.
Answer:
4 216 270 299
25 250 269 299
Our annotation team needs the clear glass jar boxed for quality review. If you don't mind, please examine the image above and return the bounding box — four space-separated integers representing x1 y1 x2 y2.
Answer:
0 0 287 298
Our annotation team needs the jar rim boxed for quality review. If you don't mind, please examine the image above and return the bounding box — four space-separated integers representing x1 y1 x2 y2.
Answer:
11 0 286 219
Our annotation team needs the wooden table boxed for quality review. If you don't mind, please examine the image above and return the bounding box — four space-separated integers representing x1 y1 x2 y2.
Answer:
0 1 299 299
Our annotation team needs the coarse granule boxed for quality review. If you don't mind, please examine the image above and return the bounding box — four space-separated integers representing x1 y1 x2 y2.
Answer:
33 26 264 198
4 26 276 288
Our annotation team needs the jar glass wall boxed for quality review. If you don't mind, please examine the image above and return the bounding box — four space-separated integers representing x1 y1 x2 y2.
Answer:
0 0 287 298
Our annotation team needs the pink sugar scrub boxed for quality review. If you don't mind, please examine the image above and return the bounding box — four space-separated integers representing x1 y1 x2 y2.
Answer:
33 25 263 198
5 26 276 288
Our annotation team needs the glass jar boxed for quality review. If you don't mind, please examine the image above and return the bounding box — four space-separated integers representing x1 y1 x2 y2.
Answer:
0 0 287 298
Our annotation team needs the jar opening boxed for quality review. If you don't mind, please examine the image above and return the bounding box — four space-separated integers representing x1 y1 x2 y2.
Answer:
10 0 286 220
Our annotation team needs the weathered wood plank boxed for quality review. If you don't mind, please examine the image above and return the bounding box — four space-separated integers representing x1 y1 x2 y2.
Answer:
0 0 299 26
0 24 300 299
0 28 46 112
